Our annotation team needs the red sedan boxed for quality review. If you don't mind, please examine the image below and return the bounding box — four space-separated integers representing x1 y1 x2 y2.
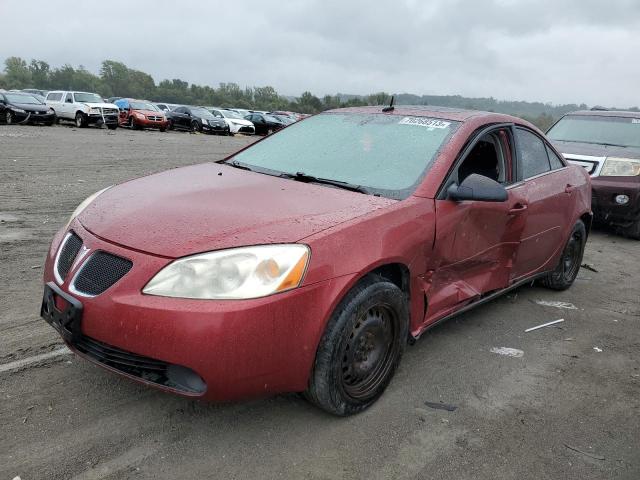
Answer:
41 106 591 415
115 98 169 131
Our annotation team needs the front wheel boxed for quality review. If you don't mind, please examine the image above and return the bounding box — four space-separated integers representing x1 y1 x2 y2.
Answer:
618 218 640 240
75 112 87 128
541 220 586 290
305 275 408 416
6 110 14 124
191 120 200 132
107 123 118 130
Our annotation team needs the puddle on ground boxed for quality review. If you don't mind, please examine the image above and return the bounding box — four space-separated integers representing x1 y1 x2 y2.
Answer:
0 213 20 223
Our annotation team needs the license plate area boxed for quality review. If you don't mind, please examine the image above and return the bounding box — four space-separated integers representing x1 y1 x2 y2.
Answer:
41 282 83 342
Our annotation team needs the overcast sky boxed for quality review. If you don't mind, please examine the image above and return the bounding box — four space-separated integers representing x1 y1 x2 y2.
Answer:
2 0 639 106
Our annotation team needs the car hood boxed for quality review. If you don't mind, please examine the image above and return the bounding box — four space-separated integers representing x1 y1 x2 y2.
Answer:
133 109 165 117
82 102 119 109
78 163 395 258
552 140 640 160
227 118 253 126
12 103 48 111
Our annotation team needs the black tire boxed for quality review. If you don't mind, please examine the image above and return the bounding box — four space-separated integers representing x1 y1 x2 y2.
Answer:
45 121 55 126
305 274 409 416
159 127 166 133
75 112 87 128
167 120 174 130
541 220 586 290
617 219 640 240
6 110 14 124
107 123 118 130
191 120 200 132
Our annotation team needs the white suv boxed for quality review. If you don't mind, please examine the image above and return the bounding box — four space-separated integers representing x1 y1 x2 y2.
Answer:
45 91 119 129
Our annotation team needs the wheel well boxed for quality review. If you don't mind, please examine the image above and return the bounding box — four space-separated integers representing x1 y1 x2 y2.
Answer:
368 263 410 297
580 212 593 237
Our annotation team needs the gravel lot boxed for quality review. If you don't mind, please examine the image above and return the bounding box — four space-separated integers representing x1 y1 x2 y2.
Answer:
1 124 638 480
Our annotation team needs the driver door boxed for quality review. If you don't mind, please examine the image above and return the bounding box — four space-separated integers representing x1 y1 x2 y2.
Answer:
424 125 529 324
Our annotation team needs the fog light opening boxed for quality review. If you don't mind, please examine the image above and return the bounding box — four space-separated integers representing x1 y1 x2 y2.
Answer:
614 194 630 205
166 365 207 394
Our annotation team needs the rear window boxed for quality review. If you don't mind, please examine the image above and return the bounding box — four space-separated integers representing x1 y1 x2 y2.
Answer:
47 92 63 101
230 113 459 199
547 115 640 148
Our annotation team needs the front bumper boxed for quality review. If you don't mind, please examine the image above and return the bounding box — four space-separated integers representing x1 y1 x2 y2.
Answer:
87 113 119 125
201 122 229 134
42 221 349 402
591 176 640 226
12 110 55 124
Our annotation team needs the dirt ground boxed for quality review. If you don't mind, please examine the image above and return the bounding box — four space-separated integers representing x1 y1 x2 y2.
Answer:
1 123 638 480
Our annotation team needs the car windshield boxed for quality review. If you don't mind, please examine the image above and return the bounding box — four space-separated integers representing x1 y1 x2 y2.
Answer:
548 115 640 148
229 113 458 199
74 92 103 103
191 107 215 119
222 110 243 119
130 101 159 111
263 115 282 123
6 93 42 104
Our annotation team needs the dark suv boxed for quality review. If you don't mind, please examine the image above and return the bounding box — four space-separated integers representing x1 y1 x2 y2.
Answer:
548 110 640 239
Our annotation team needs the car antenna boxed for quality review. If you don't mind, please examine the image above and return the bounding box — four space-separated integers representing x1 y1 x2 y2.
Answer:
382 95 395 112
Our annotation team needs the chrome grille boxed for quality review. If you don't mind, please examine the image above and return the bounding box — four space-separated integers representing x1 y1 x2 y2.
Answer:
55 232 83 283
146 115 163 121
72 251 132 296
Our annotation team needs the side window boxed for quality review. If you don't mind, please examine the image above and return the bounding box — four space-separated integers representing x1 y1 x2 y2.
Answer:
174 107 185 114
516 128 551 179
456 128 512 185
545 144 565 170
65 93 74 103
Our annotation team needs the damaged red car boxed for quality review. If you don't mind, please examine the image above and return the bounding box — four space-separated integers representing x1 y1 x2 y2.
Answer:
41 106 591 416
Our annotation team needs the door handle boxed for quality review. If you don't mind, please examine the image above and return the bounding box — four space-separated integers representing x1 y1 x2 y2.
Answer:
509 203 528 215
564 184 576 194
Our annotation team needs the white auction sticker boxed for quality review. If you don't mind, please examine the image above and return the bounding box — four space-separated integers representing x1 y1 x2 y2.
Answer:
632 119 640 124
398 117 451 129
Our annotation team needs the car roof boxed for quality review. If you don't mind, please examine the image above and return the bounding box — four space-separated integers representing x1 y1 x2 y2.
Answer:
324 105 521 122
563 110 640 119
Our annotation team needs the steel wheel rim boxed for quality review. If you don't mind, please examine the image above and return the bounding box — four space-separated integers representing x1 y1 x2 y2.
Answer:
76 114 82 127
340 304 399 401
562 230 582 281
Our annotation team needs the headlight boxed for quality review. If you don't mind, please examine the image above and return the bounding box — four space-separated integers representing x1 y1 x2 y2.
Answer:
143 244 310 300
89 107 101 114
64 186 111 229
601 157 640 176
13 108 26 113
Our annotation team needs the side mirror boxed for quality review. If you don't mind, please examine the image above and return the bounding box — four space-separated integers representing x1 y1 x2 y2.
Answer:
447 174 508 202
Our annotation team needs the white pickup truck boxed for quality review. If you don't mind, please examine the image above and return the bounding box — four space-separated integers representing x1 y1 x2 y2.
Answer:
45 91 119 129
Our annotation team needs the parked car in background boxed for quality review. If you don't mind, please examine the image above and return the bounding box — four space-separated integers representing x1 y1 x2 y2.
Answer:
270 114 296 125
244 112 285 135
224 108 251 118
0 91 56 125
155 103 179 113
114 98 169 131
40 106 591 415
45 91 119 129
166 106 229 134
106 97 122 104
548 110 640 239
206 107 255 135
21 88 48 98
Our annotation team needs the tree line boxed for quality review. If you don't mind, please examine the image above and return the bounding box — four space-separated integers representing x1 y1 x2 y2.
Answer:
2 56 635 130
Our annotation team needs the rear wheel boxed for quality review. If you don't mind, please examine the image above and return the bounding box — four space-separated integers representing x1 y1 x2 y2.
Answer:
541 220 586 290
305 275 408 416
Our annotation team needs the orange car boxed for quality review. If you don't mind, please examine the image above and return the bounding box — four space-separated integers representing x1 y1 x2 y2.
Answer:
115 98 169 131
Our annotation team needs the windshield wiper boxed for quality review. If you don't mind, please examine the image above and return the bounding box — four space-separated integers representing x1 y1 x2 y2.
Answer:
224 160 253 171
280 171 370 194
556 139 629 148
